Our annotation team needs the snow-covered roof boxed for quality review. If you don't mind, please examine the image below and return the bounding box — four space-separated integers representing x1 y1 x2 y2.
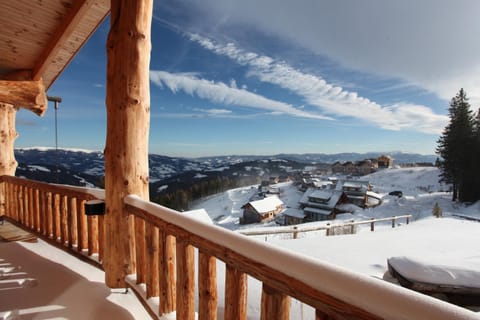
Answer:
283 208 306 219
310 190 332 201
300 188 344 209
248 196 283 213
342 180 369 189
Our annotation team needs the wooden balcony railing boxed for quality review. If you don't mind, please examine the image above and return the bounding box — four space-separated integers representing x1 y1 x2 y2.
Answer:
0 175 105 266
1 176 478 319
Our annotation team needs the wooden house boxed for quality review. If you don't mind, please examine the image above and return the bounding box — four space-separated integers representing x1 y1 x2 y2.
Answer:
378 155 394 168
341 180 371 207
240 196 284 224
283 208 306 225
299 189 348 221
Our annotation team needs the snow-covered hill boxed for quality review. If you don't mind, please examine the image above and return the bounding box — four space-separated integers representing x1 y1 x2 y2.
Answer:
191 166 468 229
190 166 480 313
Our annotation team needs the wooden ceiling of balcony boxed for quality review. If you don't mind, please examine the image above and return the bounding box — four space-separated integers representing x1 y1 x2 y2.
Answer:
0 0 110 89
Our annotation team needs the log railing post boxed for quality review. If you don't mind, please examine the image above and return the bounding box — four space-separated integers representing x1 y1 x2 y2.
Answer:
134 217 145 283
104 0 152 288
145 222 159 298
34 188 40 232
68 197 78 248
88 214 99 255
261 284 290 320
60 195 68 245
77 199 88 251
225 265 247 320
46 192 53 238
54 194 61 240
159 232 176 315
176 238 195 320
27 187 34 229
199 251 217 320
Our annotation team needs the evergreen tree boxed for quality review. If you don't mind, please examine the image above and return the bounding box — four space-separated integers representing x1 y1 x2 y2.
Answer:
436 89 475 202
473 108 480 200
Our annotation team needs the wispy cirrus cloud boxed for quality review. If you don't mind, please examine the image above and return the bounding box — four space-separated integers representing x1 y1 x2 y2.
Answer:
150 70 332 121
189 34 448 134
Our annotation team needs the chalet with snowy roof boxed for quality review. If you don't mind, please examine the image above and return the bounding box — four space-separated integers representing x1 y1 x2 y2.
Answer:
299 189 348 221
283 208 306 225
240 196 284 224
378 155 393 168
340 180 371 207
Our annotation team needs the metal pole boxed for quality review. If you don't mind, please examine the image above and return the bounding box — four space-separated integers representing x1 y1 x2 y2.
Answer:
47 96 62 182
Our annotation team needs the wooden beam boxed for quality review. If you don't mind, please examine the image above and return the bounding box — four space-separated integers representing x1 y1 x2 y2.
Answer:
0 80 47 116
103 0 152 288
1 70 33 81
32 0 98 82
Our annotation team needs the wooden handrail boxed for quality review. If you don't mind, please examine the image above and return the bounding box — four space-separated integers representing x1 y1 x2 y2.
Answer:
124 194 477 320
1 175 105 266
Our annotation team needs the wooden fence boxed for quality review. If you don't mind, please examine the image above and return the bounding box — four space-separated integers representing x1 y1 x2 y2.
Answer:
1 176 477 320
239 215 412 239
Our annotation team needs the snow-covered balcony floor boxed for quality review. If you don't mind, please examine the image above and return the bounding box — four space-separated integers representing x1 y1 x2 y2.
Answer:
0 239 151 319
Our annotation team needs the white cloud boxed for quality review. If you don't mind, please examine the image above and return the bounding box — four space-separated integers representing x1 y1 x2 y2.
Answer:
150 71 332 120
177 0 480 105
189 34 448 134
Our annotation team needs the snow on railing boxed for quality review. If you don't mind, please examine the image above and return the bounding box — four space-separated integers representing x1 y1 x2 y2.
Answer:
124 194 479 320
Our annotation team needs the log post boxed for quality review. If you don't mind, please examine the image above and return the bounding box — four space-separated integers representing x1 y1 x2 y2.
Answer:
261 284 290 320
199 251 217 320
145 223 159 298
225 265 248 320
0 103 18 218
103 0 152 288
159 232 176 315
176 238 195 320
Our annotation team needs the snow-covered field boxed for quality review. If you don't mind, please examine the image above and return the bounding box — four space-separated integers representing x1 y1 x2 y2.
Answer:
190 167 480 314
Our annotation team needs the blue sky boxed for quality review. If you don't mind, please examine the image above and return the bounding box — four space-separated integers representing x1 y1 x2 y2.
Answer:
15 0 480 157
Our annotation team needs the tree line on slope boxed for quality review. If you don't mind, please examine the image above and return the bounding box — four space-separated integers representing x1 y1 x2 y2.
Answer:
152 175 261 211
436 88 480 202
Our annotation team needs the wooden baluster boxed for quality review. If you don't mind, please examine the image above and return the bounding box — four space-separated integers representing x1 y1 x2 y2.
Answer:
134 216 145 283
159 232 176 315
146 223 159 298
28 187 34 230
54 194 61 241
4 182 9 219
18 185 24 224
199 251 217 320
40 190 47 235
60 195 68 245
68 197 78 249
260 284 290 320
12 184 18 221
225 265 247 320
88 214 99 256
23 186 29 227
34 188 40 232
77 199 88 252
46 192 53 238
98 214 104 261
176 238 195 320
